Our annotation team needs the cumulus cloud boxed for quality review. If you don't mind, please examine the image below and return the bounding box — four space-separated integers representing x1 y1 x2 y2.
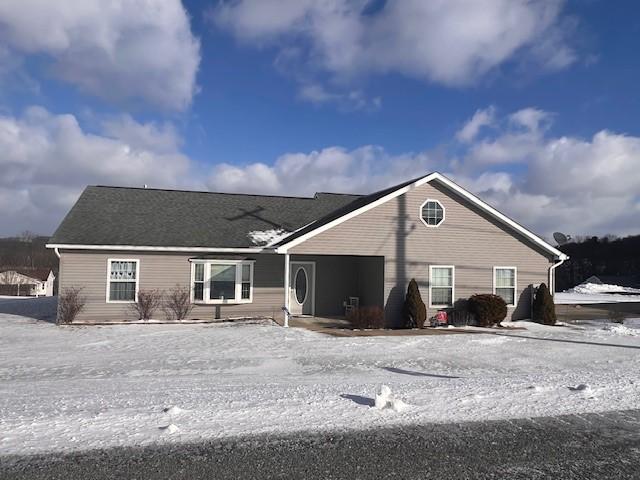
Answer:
211 0 576 87
0 107 193 235
208 145 435 196
456 106 496 143
0 0 200 110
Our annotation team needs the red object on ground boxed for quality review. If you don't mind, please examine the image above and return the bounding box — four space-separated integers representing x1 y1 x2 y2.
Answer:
435 311 448 325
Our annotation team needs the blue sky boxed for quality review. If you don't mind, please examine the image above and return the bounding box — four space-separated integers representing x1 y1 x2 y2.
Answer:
0 0 639 238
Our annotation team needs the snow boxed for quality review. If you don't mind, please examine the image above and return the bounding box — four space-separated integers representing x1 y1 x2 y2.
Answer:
555 281 640 304
247 228 289 246
375 385 408 412
1 298 640 455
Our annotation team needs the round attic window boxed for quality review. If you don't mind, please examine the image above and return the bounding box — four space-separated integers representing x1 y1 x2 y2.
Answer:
420 200 444 227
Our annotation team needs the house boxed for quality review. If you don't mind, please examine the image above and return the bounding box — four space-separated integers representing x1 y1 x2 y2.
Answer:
47 172 568 325
0 268 56 297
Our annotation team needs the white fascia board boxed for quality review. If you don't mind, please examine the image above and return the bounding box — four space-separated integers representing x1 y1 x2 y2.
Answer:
46 244 275 254
275 172 568 260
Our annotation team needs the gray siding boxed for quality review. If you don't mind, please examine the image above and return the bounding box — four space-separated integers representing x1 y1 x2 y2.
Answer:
58 250 285 323
289 180 553 324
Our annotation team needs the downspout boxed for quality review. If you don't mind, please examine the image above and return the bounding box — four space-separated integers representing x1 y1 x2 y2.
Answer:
53 247 60 259
548 256 567 297
283 252 290 327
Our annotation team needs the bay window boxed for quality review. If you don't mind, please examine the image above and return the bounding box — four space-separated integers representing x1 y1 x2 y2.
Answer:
191 260 254 304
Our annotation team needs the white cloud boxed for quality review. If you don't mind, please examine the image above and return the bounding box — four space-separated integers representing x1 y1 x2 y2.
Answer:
0 0 200 110
0 106 193 235
298 83 381 111
456 106 496 143
208 145 434 196
211 0 576 87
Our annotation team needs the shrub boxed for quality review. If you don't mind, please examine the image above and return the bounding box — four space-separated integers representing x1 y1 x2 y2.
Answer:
57 287 86 324
402 279 427 328
346 306 385 329
447 300 474 327
129 289 163 321
163 285 194 321
532 283 556 325
468 294 507 327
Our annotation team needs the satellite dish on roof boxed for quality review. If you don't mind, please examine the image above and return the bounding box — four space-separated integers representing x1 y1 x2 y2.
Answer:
553 232 572 245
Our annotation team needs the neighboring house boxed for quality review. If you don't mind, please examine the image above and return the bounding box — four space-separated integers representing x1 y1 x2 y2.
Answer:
0 268 55 297
47 172 567 325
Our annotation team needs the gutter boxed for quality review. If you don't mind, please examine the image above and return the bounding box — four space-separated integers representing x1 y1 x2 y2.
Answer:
548 255 568 296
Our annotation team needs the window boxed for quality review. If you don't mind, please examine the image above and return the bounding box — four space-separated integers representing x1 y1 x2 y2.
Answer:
430 265 454 307
494 267 517 306
193 263 205 301
191 260 254 304
107 259 139 302
420 199 445 227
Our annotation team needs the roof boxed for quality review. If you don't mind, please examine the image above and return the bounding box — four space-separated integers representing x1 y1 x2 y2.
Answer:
0 268 53 281
48 186 361 249
47 173 567 260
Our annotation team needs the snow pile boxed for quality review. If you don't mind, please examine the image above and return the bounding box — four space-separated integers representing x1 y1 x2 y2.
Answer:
163 406 184 415
568 282 640 295
374 385 408 412
247 229 289 246
159 424 180 434
556 281 640 304
602 324 640 337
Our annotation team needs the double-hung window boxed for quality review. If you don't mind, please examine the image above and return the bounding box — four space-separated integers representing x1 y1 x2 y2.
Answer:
191 260 254 304
494 267 517 306
430 266 454 307
107 259 139 302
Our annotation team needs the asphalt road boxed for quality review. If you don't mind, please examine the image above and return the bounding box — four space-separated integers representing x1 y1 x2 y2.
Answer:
2 410 640 480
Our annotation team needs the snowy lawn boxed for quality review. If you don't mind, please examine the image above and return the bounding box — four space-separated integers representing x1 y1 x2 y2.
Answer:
1 304 640 455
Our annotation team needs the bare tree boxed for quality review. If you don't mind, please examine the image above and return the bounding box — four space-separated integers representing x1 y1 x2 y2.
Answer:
129 289 163 321
163 285 194 322
57 287 86 324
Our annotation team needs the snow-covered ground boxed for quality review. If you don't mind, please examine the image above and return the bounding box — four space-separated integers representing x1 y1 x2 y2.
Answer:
556 281 640 304
1 299 640 456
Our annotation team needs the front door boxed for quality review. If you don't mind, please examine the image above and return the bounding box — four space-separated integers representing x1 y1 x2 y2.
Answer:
289 262 315 316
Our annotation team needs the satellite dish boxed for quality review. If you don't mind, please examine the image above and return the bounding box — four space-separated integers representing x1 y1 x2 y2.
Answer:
553 232 572 245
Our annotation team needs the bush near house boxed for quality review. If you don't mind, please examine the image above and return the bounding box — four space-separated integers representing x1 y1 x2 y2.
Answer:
532 283 556 325
402 279 427 328
57 287 86 324
468 294 507 327
129 289 163 321
163 285 194 321
346 306 385 329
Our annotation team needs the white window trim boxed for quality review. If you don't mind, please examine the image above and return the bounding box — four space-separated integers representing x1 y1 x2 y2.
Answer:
493 266 517 307
190 259 255 305
429 265 455 308
106 258 140 303
419 198 445 228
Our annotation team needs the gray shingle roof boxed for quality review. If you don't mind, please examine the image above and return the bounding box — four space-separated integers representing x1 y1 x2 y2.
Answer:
49 186 362 248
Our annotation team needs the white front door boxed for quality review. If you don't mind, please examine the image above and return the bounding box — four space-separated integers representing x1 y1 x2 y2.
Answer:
289 262 315 316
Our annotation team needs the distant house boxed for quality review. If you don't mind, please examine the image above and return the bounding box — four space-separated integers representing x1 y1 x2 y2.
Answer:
47 172 567 325
0 268 56 297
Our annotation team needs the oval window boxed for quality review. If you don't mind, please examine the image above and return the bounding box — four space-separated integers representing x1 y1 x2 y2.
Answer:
295 268 307 305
